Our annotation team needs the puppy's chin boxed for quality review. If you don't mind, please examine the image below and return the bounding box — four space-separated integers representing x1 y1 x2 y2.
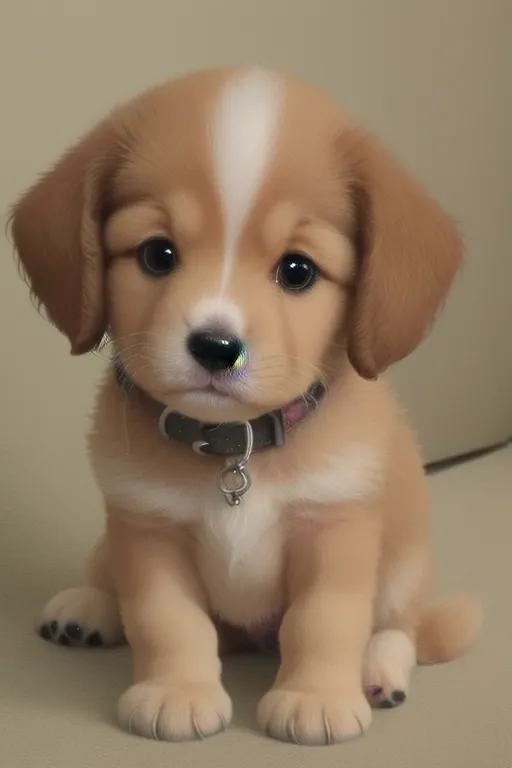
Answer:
165 389 263 424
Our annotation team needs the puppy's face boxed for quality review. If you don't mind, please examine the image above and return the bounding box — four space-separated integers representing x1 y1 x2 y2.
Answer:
11 68 463 421
104 71 355 420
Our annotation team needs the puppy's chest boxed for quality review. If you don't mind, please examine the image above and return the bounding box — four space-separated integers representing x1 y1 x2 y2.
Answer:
94 454 285 626
94 442 381 625
195 488 284 627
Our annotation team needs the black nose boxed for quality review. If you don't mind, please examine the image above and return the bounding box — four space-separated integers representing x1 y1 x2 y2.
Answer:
187 330 244 372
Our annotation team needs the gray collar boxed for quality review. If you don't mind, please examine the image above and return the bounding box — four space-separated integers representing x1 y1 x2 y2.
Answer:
114 363 326 506
115 362 326 457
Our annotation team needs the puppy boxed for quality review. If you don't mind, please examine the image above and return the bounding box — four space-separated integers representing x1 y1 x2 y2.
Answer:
11 67 480 745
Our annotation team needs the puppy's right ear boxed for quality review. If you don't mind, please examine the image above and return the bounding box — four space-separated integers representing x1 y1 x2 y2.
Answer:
10 119 120 354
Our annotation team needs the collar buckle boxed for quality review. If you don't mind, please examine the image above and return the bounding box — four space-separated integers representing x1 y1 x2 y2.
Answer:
268 411 285 448
158 407 172 441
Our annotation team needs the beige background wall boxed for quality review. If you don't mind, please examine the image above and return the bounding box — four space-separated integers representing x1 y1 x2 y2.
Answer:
1 1 510 541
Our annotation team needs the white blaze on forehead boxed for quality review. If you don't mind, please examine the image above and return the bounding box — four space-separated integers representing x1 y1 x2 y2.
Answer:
189 297 244 336
211 68 283 291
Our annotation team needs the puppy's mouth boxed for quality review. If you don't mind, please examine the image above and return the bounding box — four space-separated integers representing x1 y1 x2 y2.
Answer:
181 383 240 406
167 378 264 423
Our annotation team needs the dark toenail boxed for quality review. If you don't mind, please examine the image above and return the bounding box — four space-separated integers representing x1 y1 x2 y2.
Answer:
40 624 52 640
59 634 71 646
86 631 103 647
380 699 394 709
391 690 406 704
372 686 383 696
50 621 58 636
65 622 83 641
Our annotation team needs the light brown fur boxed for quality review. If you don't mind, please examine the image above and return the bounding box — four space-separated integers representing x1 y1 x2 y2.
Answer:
10 67 480 745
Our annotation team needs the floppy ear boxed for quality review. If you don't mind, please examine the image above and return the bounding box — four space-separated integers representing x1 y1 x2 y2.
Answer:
340 128 464 380
10 120 120 354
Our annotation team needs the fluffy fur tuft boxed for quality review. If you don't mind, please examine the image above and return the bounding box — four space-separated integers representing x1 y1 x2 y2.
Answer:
417 595 483 664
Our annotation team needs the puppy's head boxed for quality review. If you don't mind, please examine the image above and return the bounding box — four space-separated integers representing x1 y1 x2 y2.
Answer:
11 68 462 422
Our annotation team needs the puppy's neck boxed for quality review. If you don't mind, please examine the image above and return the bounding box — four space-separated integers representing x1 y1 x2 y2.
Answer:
113 361 326 459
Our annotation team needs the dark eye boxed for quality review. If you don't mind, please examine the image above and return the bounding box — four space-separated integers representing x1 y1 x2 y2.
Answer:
275 252 318 292
136 238 179 276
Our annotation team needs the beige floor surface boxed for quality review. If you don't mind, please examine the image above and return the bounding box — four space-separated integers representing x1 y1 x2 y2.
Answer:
1 446 510 768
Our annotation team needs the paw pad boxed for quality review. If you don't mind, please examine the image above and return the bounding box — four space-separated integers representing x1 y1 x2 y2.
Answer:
39 587 124 647
39 621 104 648
365 685 407 709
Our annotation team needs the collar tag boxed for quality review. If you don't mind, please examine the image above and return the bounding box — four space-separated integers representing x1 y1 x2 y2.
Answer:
217 421 254 506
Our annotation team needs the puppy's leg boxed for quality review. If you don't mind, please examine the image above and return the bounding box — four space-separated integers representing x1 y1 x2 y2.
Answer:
363 546 431 709
38 534 123 647
258 509 380 745
364 557 482 708
363 628 417 709
109 514 231 742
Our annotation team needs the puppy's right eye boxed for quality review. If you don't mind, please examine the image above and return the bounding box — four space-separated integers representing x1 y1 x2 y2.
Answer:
136 238 179 277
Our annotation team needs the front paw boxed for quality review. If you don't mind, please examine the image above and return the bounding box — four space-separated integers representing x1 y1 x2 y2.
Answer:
38 587 123 648
257 687 372 745
117 680 232 741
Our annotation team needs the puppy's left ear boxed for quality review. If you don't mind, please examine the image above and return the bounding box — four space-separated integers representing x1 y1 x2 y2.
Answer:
10 119 120 354
340 127 464 380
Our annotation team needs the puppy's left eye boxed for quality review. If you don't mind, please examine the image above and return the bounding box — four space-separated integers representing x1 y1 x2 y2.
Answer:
275 252 318 292
136 238 179 277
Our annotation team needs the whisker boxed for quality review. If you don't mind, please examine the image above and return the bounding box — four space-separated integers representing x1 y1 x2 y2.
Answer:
121 390 131 456
251 353 326 382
